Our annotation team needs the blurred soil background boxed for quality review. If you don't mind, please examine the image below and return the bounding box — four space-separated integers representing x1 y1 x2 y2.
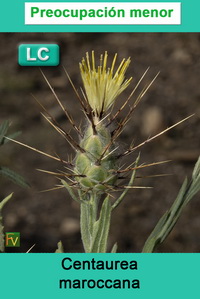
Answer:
0 33 200 252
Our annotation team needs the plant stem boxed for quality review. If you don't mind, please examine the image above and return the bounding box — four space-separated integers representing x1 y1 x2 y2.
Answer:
80 193 111 253
80 193 98 252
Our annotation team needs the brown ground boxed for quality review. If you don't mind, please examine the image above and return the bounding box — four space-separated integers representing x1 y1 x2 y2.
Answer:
0 33 200 252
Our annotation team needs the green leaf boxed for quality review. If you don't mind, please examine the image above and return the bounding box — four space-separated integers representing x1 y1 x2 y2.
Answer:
111 242 118 253
61 180 81 203
0 120 9 145
112 154 140 211
1 131 21 145
0 193 13 210
0 193 13 252
192 156 200 180
90 196 112 253
0 166 30 188
142 156 200 253
55 241 64 253
80 201 91 253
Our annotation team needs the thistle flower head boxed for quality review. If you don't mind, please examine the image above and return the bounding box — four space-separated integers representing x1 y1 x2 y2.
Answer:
80 51 132 117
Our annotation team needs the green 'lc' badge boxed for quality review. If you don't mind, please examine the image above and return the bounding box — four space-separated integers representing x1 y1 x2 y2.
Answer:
18 44 60 66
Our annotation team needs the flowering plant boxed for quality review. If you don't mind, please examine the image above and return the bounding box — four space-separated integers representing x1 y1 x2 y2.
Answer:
5 52 200 253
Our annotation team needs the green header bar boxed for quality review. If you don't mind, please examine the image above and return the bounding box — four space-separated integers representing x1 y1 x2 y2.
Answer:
0 0 199 32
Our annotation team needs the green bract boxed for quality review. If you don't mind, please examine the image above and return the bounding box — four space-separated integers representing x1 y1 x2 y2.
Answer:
75 123 117 193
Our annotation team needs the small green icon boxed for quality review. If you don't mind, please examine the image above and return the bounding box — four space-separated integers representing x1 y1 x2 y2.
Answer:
18 44 60 66
5 232 20 247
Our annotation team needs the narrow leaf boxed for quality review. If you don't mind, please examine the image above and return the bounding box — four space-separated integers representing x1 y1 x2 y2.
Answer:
142 157 200 253
111 242 118 253
0 120 9 144
90 196 112 253
1 131 21 145
0 167 30 188
55 241 64 253
112 154 140 210
0 193 13 252
80 201 91 253
61 180 81 203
